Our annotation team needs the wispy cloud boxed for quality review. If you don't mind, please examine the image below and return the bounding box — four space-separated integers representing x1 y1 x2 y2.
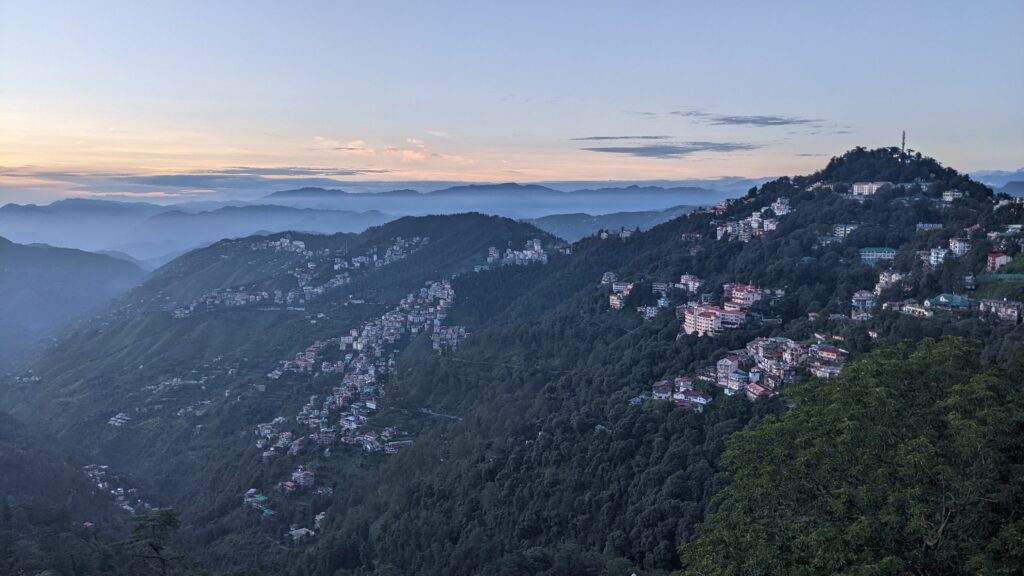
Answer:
674 110 823 127
625 111 659 118
208 166 385 177
580 141 760 159
570 135 671 141
0 165 391 199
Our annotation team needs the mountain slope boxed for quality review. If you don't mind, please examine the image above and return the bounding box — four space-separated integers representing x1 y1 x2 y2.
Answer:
125 205 395 256
2 214 559 511
528 205 695 242
0 410 136 575
278 148 1024 575
6 148 1023 575
0 237 146 367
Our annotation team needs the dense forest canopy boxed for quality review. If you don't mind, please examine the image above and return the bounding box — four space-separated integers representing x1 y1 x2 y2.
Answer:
682 338 1024 576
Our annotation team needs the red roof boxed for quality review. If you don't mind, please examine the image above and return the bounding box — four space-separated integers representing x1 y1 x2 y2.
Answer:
746 383 769 396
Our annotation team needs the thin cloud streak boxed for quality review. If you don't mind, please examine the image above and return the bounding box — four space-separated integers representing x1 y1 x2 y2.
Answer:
570 135 672 141
580 141 760 159
673 110 823 127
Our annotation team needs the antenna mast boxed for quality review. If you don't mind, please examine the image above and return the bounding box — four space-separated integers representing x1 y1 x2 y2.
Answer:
901 131 906 155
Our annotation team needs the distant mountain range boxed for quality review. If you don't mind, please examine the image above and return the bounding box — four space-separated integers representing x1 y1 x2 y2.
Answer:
262 183 730 217
969 168 1024 190
527 205 696 242
0 183 736 260
0 199 395 263
999 181 1024 196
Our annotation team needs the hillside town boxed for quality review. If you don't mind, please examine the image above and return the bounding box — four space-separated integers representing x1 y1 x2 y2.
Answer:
601 180 1024 412
646 333 849 407
486 238 549 266
82 464 155 515
172 236 428 318
714 196 790 242
256 279 462 459
677 282 785 336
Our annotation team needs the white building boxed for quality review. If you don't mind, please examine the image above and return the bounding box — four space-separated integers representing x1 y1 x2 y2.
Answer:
929 247 949 267
852 182 891 196
949 238 971 257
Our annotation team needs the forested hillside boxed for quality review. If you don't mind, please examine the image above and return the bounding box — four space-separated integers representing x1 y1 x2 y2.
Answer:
682 338 1024 576
2 148 1022 575
0 237 146 368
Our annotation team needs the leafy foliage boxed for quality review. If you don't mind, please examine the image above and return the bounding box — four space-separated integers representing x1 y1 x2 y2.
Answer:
682 338 1024 576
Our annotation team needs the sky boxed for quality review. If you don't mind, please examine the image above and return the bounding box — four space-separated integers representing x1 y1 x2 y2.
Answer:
1 0 1022 203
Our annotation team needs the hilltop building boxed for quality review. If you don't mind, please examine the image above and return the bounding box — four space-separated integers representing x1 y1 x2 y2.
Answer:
852 182 891 196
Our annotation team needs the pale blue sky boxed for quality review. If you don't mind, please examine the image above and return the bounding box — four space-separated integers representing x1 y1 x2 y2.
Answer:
1 0 1021 201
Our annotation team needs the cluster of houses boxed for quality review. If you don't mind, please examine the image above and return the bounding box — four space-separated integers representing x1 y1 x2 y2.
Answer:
604 273 706 317
646 335 849 407
883 294 1022 323
83 464 153 515
599 228 634 240
704 336 848 399
714 197 789 242
846 181 961 205
608 280 634 310
335 236 429 271
650 376 712 412
874 270 906 296
256 280 463 462
171 273 353 318
818 223 860 246
280 465 316 493
107 412 131 427
243 488 275 517
849 241 1021 323
986 224 1023 252
432 325 468 350
173 237 429 319
678 283 783 337
919 237 972 269
486 238 549 266
850 290 876 321
250 237 317 255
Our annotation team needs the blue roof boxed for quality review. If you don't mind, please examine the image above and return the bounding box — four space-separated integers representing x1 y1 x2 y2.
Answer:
928 293 970 307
